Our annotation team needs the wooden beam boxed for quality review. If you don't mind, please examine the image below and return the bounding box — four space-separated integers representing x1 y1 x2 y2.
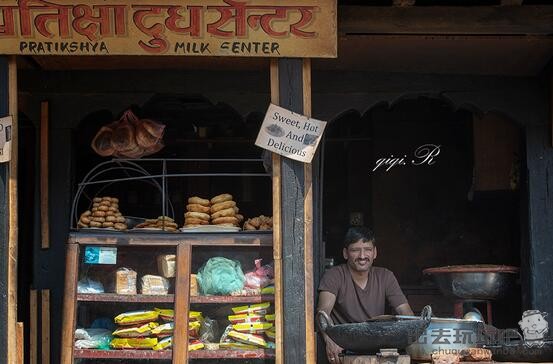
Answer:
270 58 284 364
339 5 553 35
393 0 415 6
60 244 78 364
0 56 8 364
40 101 49 249
501 0 524 5
279 58 307 363
41 289 50 364
173 243 191 364
30 290 38 364
302 58 316 364
8 55 18 364
16 322 23 364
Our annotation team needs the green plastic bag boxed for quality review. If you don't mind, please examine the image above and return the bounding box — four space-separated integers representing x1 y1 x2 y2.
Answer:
197 257 245 295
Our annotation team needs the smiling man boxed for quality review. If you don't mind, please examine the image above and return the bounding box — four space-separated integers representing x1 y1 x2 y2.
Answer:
317 226 414 363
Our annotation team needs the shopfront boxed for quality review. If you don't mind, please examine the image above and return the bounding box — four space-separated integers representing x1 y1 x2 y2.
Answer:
2 2 553 364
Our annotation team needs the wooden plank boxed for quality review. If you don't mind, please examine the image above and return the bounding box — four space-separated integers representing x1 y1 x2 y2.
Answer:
339 5 553 35
41 289 50 364
173 243 191 364
74 349 172 360
278 58 306 364
270 58 283 364
60 244 79 364
189 349 275 359
30 289 38 364
40 101 49 249
190 295 274 304
16 322 23 364
0 56 8 364
7 55 18 364
77 293 175 303
302 58 316 364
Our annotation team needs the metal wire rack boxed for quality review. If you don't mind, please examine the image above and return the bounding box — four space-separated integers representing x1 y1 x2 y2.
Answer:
70 158 271 228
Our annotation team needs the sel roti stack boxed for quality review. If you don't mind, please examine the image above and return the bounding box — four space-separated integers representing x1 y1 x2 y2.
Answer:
78 196 127 230
209 194 244 227
184 197 211 227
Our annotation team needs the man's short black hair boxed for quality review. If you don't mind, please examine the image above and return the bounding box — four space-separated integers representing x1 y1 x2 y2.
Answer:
343 226 376 249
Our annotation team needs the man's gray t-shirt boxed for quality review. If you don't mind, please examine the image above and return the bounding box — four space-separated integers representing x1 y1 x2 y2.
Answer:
318 264 408 324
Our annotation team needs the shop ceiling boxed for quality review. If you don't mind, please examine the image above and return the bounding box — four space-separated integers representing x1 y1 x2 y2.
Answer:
17 4 553 76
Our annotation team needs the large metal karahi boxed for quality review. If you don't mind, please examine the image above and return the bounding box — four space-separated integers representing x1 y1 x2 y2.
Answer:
423 265 519 300
317 306 432 354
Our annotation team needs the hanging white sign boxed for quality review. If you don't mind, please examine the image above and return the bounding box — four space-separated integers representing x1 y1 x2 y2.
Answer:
0 116 13 163
255 104 326 163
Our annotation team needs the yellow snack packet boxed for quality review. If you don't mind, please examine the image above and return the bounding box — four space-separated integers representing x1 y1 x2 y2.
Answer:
112 322 159 338
110 337 158 349
231 302 271 315
228 330 268 348
154 308 203 322
232 322 273 334
114 310 159 326
265 314 275 322
189 340 205 351
219 341 259 350
228 314 265 324
153 336 172 350
261 285 275 294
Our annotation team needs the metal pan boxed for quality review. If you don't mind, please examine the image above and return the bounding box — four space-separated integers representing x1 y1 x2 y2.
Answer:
317 306 432 354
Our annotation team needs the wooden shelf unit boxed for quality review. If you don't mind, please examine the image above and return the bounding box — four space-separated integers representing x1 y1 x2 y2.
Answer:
61 232 275 364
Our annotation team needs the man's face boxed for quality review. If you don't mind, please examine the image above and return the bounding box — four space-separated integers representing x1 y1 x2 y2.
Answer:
343 239 377 272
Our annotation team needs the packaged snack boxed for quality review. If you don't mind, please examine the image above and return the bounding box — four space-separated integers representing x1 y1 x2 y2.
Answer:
189 339 205 351
261 285 275 295
228 330 268 348
228 314 265 324
115 268 137 295
190 274 199 296
112 322 159 338
189 320 201 338
151 322 173 336
154 308 203 322
141 275 170 295
232 322 273 334
153 336 172 350
110 337 158 349
265 328 276 342
231 302 271 315
199 317 219 343
265 314 275 322
244 259 274 289
157 254 176 278
114 310 159 326
74 328 112 349
219 342 259 350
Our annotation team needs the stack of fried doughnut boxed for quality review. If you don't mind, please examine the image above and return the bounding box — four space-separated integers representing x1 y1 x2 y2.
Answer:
78 196 127 230
134 216 178 232
209 193 244 228
243 215 272 231
184 196 212 227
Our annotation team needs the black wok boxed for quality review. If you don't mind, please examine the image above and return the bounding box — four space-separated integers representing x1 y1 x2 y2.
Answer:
317 305 432 354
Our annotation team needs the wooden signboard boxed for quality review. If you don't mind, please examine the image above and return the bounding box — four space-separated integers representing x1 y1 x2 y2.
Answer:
0 0 337 57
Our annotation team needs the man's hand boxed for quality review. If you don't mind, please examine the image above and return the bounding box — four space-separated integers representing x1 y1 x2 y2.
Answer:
324 336 343 364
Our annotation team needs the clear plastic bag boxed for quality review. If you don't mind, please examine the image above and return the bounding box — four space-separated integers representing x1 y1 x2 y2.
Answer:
200 316 219 343
77 278 104 294
74 328 112 349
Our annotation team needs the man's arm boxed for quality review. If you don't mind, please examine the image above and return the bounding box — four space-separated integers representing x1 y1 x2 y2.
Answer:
395 303 414 316
317 291 343 363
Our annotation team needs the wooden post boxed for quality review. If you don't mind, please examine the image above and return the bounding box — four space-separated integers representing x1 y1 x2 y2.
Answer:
40 101 50 249
30 289 38 364
8 55 19 364
17 322 24 364
60 244 79 364
302 58 316 364
173 243 191 364
41 289 51 364
270 57 284 364
276 58 314 363
0 55 9 364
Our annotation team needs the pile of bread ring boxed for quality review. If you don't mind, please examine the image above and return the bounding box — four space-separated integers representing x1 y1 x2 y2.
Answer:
243 215 273 231
184 194 244 228
78 196 127 230
134 216 178 232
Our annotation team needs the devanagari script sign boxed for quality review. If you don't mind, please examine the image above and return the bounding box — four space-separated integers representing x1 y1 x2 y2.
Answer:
0 0 337 57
